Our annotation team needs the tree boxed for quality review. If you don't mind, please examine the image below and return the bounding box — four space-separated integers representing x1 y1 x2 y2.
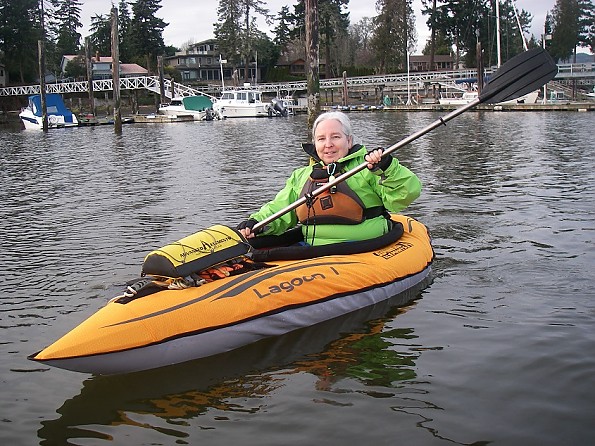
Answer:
63 54 86 78
273 5 293 48
214 0 271 82
118 0 133 61
88 14 112 56
0 0 40 83
288 0 350 78
319 0 350 78
49 0 82 55
549 0 582 61
252 29 281 81
214 0 243 69
421 29 451 56
128 0 167 73
421 0 533 69
371 0 416 74
342 17 376 71
577 0 595 54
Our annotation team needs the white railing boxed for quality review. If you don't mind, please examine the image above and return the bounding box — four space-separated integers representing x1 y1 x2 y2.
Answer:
1 63 592 98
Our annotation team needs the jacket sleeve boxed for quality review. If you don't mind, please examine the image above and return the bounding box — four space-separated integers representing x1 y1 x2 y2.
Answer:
367 157 422 212
248 169 303 235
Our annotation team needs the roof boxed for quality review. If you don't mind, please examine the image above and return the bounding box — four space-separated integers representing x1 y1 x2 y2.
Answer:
120 64 148 75
60 55 148 75
410 55 454 62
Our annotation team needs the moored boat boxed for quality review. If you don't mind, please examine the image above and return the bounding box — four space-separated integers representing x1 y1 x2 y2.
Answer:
212 85 271 118
29 214 434 375
158 95 216 120
19 93 78 130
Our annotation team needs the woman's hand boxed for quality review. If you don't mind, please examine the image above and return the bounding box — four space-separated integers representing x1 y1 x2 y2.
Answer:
239 227 255 239
237 218 259 239
365 148 387 170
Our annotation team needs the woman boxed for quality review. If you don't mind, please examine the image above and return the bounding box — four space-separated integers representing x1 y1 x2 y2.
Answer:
238 111 421 246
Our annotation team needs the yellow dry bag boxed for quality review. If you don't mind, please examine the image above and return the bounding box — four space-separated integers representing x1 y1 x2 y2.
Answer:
142 225 250 279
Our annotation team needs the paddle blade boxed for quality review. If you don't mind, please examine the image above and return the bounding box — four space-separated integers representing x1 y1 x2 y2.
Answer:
480 48 557 104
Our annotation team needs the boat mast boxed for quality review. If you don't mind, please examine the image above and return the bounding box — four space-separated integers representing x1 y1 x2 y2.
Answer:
219 55 227 90
512 1 529 51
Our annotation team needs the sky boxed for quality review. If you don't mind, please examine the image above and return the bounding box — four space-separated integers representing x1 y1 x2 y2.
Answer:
78 0 558 53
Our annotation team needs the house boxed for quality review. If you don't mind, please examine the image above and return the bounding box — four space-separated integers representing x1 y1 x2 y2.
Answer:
409 55 454 71
60 55 148 80
0 63 6 87
275 40 327 78
164 39 261 83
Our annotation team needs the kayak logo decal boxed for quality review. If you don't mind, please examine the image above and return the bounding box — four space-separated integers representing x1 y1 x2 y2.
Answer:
252 266 340 298
215 261 355 299
373 241 413 259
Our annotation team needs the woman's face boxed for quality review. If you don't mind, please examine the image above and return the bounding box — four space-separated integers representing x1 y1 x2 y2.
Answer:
314 119 352 164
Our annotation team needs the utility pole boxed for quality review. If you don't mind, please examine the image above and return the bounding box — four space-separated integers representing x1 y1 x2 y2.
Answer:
111 6 122 134
39 0 48 132
85 37 95 116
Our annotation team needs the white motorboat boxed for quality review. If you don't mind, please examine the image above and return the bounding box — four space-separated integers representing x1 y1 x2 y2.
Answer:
19 94 78 130
438 91 479 105
212 85 271 118
159 95 215 120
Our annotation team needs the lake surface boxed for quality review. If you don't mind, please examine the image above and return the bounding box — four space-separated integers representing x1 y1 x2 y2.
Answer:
1 110 594 445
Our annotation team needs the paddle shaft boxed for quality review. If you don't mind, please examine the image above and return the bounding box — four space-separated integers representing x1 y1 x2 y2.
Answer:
251 48 557 233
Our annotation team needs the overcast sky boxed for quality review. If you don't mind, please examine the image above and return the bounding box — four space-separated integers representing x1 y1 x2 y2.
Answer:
79 0 561 53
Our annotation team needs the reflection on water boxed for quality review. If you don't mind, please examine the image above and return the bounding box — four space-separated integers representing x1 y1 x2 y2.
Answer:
2 111 595 445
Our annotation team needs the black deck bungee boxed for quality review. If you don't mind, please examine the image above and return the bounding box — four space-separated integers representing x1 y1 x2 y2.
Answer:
248 221 404 262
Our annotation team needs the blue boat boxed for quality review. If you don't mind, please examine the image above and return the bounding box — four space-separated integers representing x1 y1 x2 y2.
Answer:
19 93 78 130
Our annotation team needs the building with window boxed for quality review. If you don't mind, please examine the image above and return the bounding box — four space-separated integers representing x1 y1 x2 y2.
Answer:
164 39 262 84
275 40 327 78
409 55 454 71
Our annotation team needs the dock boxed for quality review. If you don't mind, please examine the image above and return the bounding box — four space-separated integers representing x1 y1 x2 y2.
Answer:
322 101 595 113
133 114 197 123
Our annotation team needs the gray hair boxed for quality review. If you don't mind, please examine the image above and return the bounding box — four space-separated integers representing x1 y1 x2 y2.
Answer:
312 111 354 142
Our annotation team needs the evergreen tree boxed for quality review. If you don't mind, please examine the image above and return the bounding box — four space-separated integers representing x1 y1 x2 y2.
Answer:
214 0 243 67
128 0 167 72
0 0 40 83
421 29 452 56
319 0 350 78
273 5 293 48
88 14 112 57
550 0 581 61
577 0 595 53
371 0 416 74
287 0 350 78
214 0 271 82
49 0 82 55
118 0 133 61
420 0 533 69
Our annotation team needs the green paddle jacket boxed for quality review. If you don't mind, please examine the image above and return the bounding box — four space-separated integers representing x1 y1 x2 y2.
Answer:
249 143 421 246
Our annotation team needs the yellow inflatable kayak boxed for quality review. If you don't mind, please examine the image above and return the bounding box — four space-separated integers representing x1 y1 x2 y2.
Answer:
29 214 434 375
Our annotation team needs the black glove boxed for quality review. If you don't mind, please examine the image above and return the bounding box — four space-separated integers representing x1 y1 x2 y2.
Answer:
368 148 394 172
237 218 262 234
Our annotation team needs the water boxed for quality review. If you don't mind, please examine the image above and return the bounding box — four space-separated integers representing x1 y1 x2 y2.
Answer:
1 111 594 445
